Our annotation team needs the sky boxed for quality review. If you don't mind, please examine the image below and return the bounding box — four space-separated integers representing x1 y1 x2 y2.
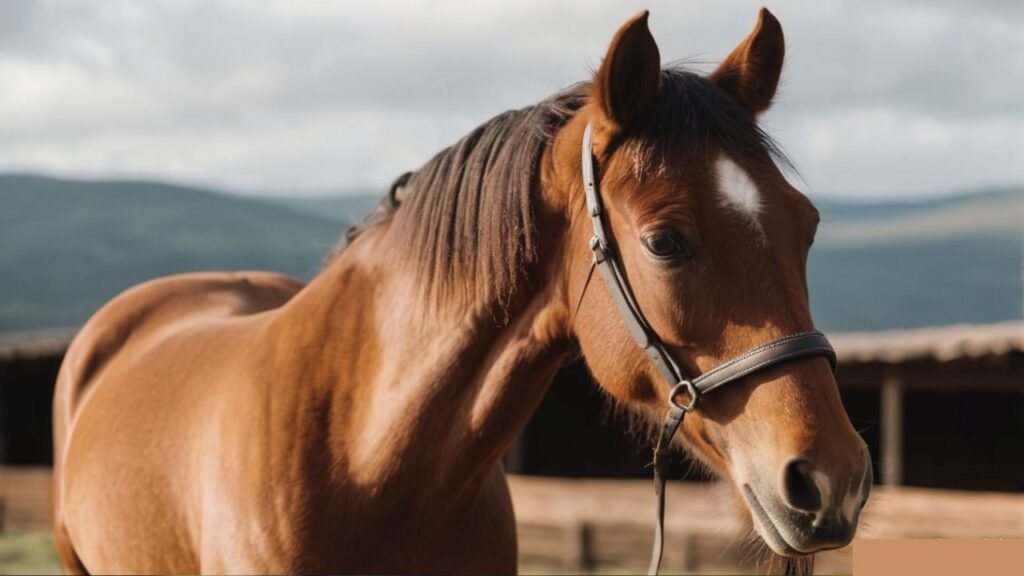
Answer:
0 0 1022 199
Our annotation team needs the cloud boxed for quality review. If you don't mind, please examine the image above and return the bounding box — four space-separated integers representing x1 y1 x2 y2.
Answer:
777 109 1024 196
0 0 1021 198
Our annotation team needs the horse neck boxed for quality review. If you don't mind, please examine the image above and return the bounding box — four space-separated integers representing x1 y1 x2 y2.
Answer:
273 208 574 499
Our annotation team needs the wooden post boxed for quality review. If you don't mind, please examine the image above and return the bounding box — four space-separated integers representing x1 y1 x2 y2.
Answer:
880 369 904 486
665 533 694 573
563 521 595 571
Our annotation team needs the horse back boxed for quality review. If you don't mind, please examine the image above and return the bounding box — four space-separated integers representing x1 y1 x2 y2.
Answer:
54 271 303 423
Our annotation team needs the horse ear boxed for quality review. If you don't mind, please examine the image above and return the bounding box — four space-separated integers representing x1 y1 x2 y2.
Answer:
592 10 661 133
711 8 785 115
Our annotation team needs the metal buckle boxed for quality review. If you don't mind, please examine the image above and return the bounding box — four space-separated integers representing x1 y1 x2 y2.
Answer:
668 380 700 413
589 235 607 263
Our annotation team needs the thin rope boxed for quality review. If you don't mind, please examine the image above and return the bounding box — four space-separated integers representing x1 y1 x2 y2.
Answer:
572 260 598 321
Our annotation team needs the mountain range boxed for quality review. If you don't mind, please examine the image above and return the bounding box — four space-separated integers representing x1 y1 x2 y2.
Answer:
1 173 1020 335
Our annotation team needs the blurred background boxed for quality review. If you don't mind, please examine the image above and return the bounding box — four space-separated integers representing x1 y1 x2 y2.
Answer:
0 1 1021 574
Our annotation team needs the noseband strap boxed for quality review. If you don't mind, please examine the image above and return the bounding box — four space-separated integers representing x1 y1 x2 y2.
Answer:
580 123 838 575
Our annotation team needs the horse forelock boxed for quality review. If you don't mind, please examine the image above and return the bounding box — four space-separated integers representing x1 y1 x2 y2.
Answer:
617 68 794 185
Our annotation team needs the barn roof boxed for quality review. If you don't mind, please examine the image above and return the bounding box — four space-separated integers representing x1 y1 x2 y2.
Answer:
831 320 1024 364
0 329 76 361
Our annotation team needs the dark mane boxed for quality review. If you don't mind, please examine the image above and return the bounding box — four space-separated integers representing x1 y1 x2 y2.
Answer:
337 67 789 319
376 86 587 317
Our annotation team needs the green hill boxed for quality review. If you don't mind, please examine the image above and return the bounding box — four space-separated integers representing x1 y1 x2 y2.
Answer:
0 175 373 333
0 174 1020 334
262 193 383 223
815 188 1022 243
808 189 1022 331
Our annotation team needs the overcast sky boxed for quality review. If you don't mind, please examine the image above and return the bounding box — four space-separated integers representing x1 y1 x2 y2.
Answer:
1 0 1021 199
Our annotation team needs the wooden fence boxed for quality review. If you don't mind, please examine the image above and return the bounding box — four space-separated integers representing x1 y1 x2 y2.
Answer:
508 474 1024 574
3 467 1022 574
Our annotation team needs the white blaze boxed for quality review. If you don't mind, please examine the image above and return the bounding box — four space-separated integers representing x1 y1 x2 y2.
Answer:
714 155 763 228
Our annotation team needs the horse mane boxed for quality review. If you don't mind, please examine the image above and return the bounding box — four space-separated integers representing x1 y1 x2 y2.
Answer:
335 67 790 321
338 85 588 319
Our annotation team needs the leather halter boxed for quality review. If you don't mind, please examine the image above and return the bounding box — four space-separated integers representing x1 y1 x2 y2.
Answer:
579 123 838 575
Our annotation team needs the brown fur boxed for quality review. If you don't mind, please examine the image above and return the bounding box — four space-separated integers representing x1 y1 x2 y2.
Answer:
53 9 864 575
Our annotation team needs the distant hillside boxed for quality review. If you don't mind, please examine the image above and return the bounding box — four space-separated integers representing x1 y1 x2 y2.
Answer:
815 188 1022 243
0 175 375 333
0 174 1020 334
808 188 1022 331
261 193 382 223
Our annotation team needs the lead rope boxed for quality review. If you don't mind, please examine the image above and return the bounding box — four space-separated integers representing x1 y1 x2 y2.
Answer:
648 405 686 575
572 261 598 321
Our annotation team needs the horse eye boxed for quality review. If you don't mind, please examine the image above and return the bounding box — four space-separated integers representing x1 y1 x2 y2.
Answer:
642 231 688 260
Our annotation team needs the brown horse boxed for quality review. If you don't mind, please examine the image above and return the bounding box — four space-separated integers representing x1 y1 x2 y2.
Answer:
53 8 870 574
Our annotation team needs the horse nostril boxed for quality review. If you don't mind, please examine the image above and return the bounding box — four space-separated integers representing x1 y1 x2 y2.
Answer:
782 457 822 513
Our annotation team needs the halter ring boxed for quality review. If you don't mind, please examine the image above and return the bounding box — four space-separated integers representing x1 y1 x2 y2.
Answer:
668 380 700 413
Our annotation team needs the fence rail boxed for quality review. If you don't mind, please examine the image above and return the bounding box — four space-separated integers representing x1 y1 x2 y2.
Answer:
507 474 1024 574
3 467 1022 574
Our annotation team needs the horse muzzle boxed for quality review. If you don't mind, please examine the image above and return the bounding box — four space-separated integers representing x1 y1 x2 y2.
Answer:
742 449 872 555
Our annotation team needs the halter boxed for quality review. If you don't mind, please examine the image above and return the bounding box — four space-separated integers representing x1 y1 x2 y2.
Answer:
579 123 838 575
